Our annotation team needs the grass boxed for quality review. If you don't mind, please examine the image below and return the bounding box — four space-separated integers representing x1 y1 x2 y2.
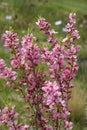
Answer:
79 47 87 60
0 0 87 129
69 82 87 124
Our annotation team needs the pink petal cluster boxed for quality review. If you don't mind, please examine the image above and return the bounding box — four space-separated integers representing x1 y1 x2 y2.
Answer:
42 81 62 109
36 13 80 129
2 31 19 47
22 41 40 67
36 18 51 31
0 59 17 86
66 13 80 39
0 13 80 130
36 18 58 46
0 106 29 130
65 121 73 130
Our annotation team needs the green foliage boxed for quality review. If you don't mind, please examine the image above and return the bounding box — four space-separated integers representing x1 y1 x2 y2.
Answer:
77 60 87 83
69 82 87 124
79 47 87 60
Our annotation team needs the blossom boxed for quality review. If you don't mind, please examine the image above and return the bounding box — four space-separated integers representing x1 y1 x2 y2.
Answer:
65 13 80 40
71 28 80 39
69 13 76 25
42 81 62 109
0 61 17 80
21 34 36 49
2 31 19 48
36 17 51 31
65 121 73 130
0 59 5 69
36 18 58 46
0 106 29 130
0 13 80 130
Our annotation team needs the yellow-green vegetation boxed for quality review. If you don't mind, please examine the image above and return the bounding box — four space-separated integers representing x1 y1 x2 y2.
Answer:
69 81 87 124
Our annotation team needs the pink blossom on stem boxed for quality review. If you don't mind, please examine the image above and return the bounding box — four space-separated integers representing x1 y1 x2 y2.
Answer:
36 18 51 31
0 13 80 130
69 13 76 25
0 106 29 130
65 121 73 130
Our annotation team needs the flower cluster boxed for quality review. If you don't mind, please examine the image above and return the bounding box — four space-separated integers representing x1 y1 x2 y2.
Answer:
36 18 58 46
0 59 17 87
0 13 80 130
66 13 80 40
0 106 29 130
36 13 80 130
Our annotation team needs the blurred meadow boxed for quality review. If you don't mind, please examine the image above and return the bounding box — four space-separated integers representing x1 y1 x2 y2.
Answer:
0 0 87 130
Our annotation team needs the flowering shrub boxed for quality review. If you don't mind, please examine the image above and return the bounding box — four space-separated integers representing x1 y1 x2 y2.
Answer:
0 13 80 130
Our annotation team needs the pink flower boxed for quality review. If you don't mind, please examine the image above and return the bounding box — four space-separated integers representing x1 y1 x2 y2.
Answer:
71 28 80 39
65 13 80 41
65 121 73 130
2 31 19 47
42 81 62 109
11 58 19 69
17 124 29 130
36 18 58 46
69 13 76 25
0 13 80 130
66 23 73 32
6 81 11 87
36 18 51 31
21 34 36 49
76 45 81 52
0 106 28 130
0 59 5 69
62 37 68 43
